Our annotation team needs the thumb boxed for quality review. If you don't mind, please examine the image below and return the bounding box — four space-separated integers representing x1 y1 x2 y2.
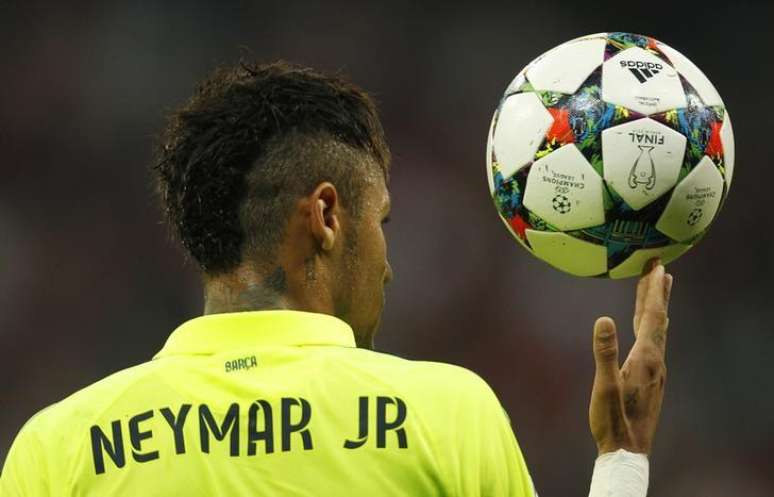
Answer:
593 317 620 381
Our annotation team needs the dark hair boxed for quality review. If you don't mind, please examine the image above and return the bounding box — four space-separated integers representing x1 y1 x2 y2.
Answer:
154 61 390 275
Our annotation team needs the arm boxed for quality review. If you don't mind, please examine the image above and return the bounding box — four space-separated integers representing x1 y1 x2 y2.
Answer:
587 260 674 496
453 261 671 497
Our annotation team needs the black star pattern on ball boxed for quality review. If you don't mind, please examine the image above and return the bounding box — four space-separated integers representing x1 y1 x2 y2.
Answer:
687 208 703 226
552 194 572 214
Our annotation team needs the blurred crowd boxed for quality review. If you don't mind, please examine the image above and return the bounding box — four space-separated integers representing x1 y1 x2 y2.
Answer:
1 1 772 495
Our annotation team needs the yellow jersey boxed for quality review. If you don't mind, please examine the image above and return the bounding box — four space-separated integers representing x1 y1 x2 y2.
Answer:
0 311 535 496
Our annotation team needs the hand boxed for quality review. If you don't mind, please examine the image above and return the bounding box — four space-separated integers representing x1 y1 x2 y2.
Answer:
589 260 674 455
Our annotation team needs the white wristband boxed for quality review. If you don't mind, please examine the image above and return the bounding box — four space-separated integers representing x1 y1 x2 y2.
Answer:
588 449 649 497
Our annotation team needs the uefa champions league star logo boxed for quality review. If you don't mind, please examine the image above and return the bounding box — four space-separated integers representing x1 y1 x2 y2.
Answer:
629 145 657 190
552 194 571 214
687 208 703 226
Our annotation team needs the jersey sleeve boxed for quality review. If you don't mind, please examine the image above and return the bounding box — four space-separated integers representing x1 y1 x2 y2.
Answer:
0 417 52 497
446 371 536 497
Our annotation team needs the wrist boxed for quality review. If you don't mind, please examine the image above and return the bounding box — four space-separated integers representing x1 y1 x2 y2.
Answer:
597 445 649 457
595 437 650 456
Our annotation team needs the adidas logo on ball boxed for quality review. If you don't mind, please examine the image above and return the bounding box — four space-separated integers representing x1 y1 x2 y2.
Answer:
619 60 663 84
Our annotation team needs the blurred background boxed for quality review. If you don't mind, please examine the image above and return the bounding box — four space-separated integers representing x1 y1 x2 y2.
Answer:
1 0 773 495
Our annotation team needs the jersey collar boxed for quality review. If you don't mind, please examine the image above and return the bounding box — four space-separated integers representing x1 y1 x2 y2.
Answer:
154 310 356 358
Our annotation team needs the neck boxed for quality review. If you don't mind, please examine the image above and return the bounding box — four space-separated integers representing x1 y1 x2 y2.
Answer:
204 266 290 314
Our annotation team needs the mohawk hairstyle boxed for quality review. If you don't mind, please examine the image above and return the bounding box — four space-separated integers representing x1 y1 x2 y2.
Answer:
154 61 390 275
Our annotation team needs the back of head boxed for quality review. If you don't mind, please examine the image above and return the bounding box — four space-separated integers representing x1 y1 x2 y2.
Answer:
154 61 391 275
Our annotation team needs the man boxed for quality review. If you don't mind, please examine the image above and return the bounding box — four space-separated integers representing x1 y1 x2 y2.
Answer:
0 61 672 496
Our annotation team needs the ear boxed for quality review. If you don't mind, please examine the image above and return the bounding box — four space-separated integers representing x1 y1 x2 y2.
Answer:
309 182 340 252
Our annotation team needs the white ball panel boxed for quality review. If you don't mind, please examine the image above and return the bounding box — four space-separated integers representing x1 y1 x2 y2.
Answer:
526 229 607 277
657 42 723 107
493 92 554 179
602 118 686 210
602 47 686 115
526 38 606 94
504 70 528 95
523 144 605 231
569 33 608 42
486 111 496 194
608 244 691 279
721 111 735 188
656 156 724 242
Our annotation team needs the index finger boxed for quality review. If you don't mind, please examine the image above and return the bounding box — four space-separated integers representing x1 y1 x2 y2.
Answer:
635 263 672 353
633 258 661 336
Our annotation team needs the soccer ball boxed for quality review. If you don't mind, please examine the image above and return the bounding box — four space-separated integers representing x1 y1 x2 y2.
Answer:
486 32 734 278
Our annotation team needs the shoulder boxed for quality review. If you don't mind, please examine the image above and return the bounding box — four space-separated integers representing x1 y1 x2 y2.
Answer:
335 347 500 405
1 361 161 493
19 360 163 437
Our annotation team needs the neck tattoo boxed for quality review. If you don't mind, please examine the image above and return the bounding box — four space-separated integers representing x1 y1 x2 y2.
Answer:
204 267 288 314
